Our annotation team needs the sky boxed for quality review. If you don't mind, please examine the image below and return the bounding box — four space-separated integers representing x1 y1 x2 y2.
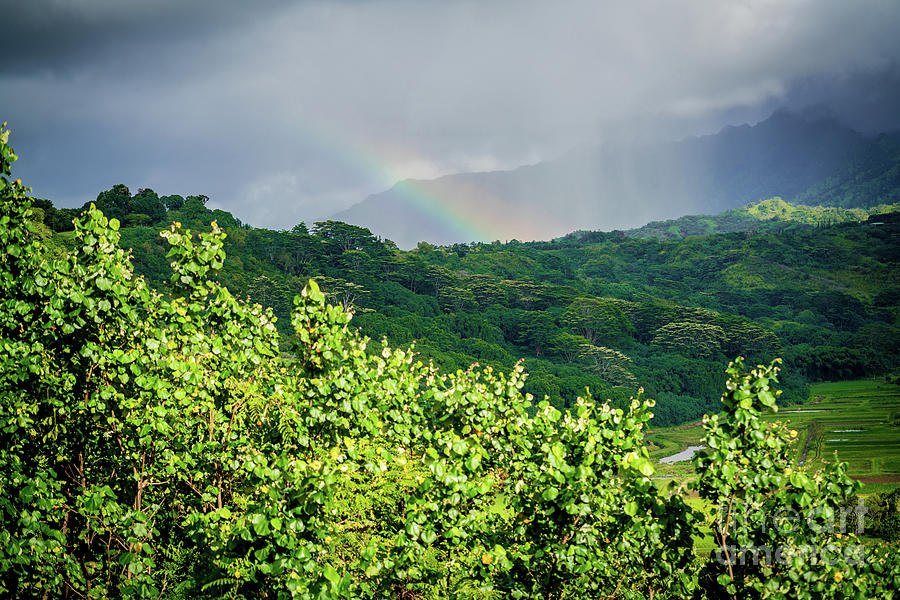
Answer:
2 0 900 230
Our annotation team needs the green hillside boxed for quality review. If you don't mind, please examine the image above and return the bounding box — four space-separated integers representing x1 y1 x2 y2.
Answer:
794 131 900 208
623 196 900 240
35 189 900 427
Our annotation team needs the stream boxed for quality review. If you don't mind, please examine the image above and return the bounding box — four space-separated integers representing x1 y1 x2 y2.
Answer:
659 445 706 464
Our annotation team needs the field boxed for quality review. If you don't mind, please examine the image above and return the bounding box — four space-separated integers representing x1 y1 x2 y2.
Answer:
646 378 900 494
645 378 900 553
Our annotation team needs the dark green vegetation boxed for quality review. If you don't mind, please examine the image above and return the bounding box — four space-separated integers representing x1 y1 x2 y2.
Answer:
3 126 900 598
32 179 900 429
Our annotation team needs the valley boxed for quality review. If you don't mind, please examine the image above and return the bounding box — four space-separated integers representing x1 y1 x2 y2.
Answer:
649 378 900 494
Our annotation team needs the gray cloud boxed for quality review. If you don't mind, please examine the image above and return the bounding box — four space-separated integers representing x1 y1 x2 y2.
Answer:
2 0 900 229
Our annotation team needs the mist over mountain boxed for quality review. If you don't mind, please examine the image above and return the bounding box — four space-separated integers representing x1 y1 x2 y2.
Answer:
333 109 894 248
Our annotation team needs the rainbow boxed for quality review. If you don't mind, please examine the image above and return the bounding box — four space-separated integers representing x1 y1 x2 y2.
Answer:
389 178 495 243
293 121 500 243
291 120 565 245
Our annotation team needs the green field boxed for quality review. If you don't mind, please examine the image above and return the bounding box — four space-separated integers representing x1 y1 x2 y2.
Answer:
646 378 900 493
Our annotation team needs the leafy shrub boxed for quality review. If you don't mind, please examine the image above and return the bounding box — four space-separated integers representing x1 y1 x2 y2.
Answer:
865 488 900 542
693 358 899 599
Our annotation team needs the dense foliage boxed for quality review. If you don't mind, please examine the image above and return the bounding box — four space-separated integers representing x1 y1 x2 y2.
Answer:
692 359 896 599
864 488 900 542
33 186 894 426
3 126 900 598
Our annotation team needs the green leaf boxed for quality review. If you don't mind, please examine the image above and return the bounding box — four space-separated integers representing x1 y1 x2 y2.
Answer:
420 529 437 544
250 513 269 535
323 564 340 583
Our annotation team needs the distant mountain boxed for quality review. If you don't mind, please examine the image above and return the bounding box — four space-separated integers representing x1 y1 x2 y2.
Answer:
333 109 899 248
793 131 900 208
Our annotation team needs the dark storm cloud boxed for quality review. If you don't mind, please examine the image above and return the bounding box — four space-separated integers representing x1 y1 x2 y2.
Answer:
2 0 900 230
1 1 295 75
779 66 900 134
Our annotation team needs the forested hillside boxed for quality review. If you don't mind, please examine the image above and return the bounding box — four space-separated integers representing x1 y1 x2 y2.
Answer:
623 197 899 240
33 185 900 427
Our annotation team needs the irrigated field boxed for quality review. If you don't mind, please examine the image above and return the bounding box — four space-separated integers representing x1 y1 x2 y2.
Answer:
646 378 900 493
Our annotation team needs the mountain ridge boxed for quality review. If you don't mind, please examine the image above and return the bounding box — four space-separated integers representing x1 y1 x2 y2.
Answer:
333 109 894 248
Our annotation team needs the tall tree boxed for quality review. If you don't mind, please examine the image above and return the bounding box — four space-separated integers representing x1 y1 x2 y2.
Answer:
563 297 634 346
131 188 166 224
517 311 559 357
651 321 727 358
93 183 133 220
161 194 185 211
578 344 636 386
313 220 379 254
